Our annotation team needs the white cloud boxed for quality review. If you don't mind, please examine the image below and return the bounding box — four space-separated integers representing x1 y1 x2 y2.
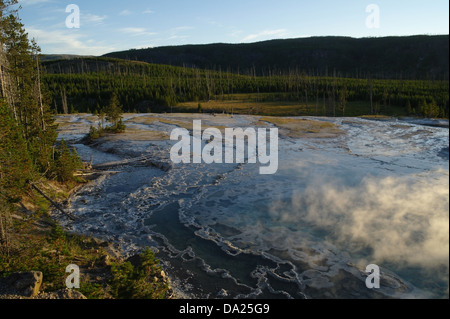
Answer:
160 26 193 42
143 9 154 14
229 29 243 38
170 26 194 32
119 10 132 16
120 27 146 33
26 27 116 56
241 29 290 42
19 0 52 6
83 14 107 25
119 27 157 37
168 35 189 41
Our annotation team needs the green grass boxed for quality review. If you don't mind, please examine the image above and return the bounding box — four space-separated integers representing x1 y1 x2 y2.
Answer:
0 181 170 299
175 95 411 118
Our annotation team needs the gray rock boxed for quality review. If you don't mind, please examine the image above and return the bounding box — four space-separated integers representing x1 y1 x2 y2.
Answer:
40 289 87 299
0 271 43 297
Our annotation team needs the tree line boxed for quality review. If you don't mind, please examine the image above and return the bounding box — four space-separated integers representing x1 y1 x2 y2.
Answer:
1 0 81 249
104 35 450 81
1 6 167 299
42 57 449 118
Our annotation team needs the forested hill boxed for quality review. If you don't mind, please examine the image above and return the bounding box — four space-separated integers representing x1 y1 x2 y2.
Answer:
41 57 449 118
103 35 449 80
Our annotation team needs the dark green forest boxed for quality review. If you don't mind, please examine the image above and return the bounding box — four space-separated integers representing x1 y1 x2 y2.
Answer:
1 3 169 298
104 35 449 80
42 57 449 118
1 0 82 250
1 0 449 299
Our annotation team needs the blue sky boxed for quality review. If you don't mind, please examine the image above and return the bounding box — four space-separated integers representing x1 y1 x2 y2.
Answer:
15 0 450 55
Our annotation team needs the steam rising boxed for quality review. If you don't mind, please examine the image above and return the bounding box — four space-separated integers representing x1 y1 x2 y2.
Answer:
270 172 449 269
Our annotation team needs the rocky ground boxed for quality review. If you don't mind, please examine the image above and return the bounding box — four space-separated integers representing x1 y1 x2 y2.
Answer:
0 173 174 300
51 113 449 299
3 113 447 299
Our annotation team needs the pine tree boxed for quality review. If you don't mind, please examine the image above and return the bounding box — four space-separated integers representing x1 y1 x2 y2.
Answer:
51 139 82 182
105 93 124 130
0 1 18 119
0 1 85 253
1 8 57 175
0 100 33 247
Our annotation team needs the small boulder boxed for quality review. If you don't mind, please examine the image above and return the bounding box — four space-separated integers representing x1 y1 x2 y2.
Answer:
43 289 87 299
0 271 43 297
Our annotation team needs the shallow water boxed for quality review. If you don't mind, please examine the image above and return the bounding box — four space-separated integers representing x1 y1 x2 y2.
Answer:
56 114 449 299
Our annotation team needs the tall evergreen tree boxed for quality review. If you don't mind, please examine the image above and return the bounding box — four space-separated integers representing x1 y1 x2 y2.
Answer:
0 0 18 117
1 5 57 174
105 92 124 130
0 100 32 247
1 1 72 249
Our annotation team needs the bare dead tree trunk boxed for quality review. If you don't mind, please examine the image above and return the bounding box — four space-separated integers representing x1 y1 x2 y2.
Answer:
0 41 6 98
368 77 374 115
35 54 46 131
61 87 68 114
0 204 10 253
30 183 77 221
205 70 211 101
0 42 18 121
333 69 337 117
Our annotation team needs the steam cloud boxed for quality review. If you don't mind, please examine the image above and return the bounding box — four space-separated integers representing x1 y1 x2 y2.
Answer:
270 172 449 270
